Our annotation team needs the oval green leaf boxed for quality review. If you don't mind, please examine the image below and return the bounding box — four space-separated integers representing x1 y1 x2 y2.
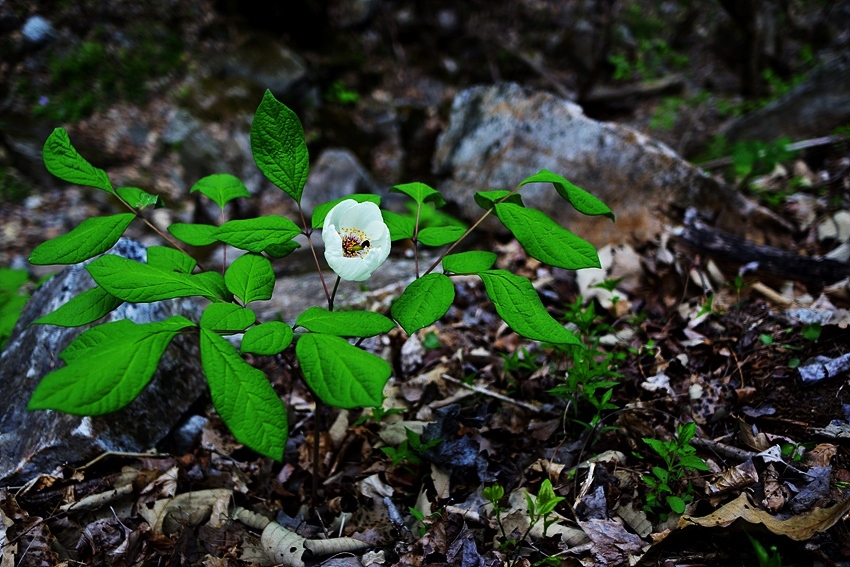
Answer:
214 216 301 253
391 182 445 207
241 321 294 355
200 303 256 334
479 270 581 346
519 169 614 220
87 255 219 302
168 223 218 247
417 226 466 247
250 90 309 203
28 317 195 415
390 273 454 335
224 253 275 304
295 306 395 337
201 329 287 460
191 173 251 209
442 251 497 274
34 286 124 327
495 202 600 270
147 246 196 274
381 210 415 241
42 128 113 194
296 333 391 408
29 213 136 265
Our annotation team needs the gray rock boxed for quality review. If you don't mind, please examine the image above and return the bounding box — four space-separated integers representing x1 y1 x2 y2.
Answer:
0 239 205 485
433 83 783 247
722 51 850 143
300 148 377 216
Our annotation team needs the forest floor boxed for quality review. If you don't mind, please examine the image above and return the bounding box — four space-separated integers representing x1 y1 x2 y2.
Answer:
2 1 850 566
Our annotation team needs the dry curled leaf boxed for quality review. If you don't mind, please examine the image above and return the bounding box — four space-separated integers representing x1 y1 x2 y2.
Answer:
678 492 850 540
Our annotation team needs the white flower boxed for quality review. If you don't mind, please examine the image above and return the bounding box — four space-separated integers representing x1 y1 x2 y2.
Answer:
322 199 391 281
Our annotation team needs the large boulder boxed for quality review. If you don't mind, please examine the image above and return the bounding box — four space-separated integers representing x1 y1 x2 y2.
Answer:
0 239 205 485
433 83 785 247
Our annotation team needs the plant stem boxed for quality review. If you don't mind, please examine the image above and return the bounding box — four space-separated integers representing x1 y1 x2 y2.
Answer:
329 276 341 312
421 184 523 276
298 204 333 308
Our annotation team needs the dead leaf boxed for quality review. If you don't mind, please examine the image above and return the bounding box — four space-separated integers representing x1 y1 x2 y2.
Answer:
577 518 645 565
705 459 758 495
678 492 850 540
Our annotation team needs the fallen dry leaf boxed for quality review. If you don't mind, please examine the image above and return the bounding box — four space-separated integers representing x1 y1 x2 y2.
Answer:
678 492 850 540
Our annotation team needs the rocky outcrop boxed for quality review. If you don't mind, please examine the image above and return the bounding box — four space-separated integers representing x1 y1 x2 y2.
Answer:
0 239 205 485
433 83 786 247
722 51 850 143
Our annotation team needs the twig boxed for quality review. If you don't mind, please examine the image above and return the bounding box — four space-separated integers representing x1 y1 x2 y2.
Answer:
440 373 542 413
690 437 756 462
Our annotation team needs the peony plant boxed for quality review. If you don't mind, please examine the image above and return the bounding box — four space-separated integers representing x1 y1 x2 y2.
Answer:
25 90 614 461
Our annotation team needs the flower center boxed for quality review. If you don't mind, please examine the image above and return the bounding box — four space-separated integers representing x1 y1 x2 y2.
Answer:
339 227 371 258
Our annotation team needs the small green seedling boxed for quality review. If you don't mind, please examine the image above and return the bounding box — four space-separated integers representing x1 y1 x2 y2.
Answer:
642 422 709 517
380 427 441 467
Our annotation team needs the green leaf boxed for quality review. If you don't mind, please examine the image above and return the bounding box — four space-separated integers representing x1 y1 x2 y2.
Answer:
478 270 581 346
42 128 113 194
241 321 294 355
214 216 301 253
200 329 287 460
34 286 124 327
666 495 686 514
391 182 445 207
116 186 162 209
200 303 256 333
28 317 195 415
678 455 710 471
147 246 197 274
643 438 669 458
251 90 309 203
474 190 524 210
168 223 218 247
190 173 251 209
518 170 615 220
381 210 416 241
264 240 301 259
417 226 466 247
87 255 220 302
311 194 382 229
495 203 600 270
191 271 232 302
224 253 275 304
295 306 395 337
296 333 391 408
29 213 136 265
442 251 498 274
390 273 454 335
677 422 696 445
535 479 565 516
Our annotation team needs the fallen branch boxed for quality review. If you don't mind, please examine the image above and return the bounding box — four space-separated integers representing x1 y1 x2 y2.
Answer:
675 211 850 286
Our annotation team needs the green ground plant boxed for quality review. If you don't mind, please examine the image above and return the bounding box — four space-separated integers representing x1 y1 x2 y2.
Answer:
484 479 565 563
642 421 709 518
549 296 624 432
25 89 614 464
0 268 32 351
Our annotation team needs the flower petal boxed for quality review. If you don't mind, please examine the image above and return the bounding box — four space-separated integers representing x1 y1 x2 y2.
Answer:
321 199 391 281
